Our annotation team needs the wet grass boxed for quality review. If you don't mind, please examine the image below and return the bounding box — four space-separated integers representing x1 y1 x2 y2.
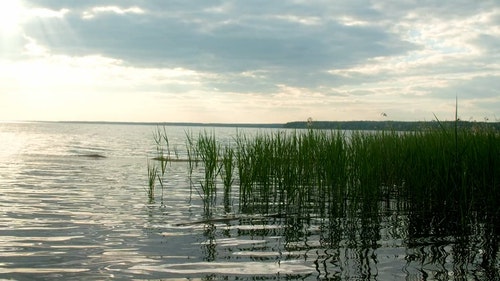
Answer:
196 131 220 211
146 159 157 203
220 145 235 212
148 124 500 221
146 122 500 278
147 126 171 206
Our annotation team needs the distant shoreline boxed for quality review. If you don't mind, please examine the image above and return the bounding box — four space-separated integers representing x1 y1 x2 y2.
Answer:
284 120 500 131
5 120 500 131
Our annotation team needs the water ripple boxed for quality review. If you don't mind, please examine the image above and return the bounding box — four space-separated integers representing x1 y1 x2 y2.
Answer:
1 122 498 280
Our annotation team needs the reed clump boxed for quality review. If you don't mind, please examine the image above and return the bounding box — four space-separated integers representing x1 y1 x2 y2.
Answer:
149 125 500 221
196 131 220 209
146 159 157 203
146 126 172 205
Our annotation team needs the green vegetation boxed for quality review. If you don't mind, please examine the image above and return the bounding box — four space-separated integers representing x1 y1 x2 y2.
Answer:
146 122 500 277
146 159 157 204
196 131 220 211
147 124 500 223
147 126 171 205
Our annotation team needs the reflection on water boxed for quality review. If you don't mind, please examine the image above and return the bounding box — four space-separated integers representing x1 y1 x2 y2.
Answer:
0 122 498 280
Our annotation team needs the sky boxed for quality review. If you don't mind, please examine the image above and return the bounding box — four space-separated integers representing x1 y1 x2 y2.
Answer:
1 0 499 123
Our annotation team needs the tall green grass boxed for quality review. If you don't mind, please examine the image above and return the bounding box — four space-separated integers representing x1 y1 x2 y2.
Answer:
221 145 234 212
146 126 171 205
147 124 500 273
146 159 157 203
148 124 500 222
196 131 220 211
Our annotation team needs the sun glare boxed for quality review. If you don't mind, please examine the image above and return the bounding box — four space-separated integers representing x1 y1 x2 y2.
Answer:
0 0 24 35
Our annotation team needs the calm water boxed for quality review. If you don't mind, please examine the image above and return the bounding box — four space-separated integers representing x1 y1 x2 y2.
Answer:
0 122 498 280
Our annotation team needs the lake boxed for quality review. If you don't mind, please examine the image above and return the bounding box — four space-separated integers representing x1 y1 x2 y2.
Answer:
0 122 498 280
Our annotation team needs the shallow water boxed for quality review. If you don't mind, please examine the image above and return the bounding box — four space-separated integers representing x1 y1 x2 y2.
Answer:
0 122 498 280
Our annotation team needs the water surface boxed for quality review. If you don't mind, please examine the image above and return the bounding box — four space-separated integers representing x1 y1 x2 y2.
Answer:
0 122 498 280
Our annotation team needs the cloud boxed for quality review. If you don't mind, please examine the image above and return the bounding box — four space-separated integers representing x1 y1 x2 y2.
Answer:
82 6 145 19
21 1 416 73
27 7 69 18
2 0 499 122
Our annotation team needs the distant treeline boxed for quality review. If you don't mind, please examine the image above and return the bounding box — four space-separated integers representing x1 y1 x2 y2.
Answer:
52 120 500 131
284 120 500 131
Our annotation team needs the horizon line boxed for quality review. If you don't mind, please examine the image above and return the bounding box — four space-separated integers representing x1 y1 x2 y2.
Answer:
2 119 498 125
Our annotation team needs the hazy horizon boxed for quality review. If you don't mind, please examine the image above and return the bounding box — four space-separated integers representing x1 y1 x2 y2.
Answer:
1 1 499 123
3 117 498 126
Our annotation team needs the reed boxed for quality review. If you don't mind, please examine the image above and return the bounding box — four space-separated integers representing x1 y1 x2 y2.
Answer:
146 159 157 203
148 123 500 222
145 122 499 274
184 130 198 202
196 131 220 208
220 145 234 212
185 130 197 179
235 132 253 209
147 126 172 205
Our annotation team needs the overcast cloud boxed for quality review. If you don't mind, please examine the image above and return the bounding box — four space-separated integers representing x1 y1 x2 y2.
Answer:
1 0 499 122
